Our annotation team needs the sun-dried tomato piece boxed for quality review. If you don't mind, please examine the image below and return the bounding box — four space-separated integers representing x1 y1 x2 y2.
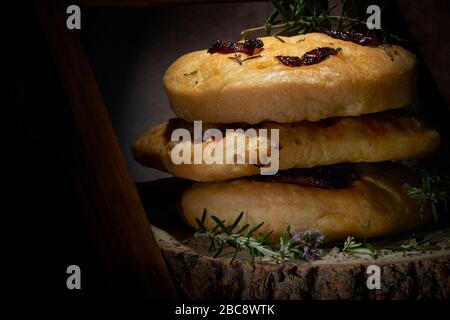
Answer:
253 165 357 189
207 39 264 55
325 30 380 46
276 47 339 67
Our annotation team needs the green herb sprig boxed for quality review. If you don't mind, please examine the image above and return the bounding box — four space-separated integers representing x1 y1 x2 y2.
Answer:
343 229 450 256
228 53 262 65
194 209 278 264
403 172 449 222
342 236 377 257
383 229 450 252
194 209 325 264
241 0 404 44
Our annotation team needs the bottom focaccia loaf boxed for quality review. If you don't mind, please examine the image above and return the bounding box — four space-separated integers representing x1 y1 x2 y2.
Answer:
179 163 431 242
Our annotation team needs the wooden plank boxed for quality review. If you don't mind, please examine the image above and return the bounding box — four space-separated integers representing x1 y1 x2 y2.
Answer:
37 0 178 298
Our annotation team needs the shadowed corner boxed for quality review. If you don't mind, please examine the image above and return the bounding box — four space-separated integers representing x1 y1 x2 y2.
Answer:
136 177 195 238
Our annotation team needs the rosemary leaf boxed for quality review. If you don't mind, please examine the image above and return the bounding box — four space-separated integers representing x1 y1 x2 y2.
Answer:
241 54 262 62
274 35 286 42
236 224 250 234
227 211 244 233
247 221 264 236
211 215 230 234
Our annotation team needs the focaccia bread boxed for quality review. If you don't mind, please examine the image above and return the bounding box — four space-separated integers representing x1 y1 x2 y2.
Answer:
164 33 418 124
130 113 440 182
179 164 431 242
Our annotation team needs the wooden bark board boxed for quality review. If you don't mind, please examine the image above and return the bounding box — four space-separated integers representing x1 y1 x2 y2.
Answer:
152 227 450 300
138 179 450 300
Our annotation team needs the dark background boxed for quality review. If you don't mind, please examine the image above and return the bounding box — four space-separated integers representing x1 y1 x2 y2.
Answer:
8 0 450 299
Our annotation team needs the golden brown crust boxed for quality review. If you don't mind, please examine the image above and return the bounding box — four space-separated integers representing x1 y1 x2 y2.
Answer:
164 33 418 124
179 164 431 242
130 113 440 182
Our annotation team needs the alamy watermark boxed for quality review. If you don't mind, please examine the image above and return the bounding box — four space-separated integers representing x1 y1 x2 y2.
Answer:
366 5 381 30
366 265 381 290
66 265 81 290
170 121 280 175
66 5 81 30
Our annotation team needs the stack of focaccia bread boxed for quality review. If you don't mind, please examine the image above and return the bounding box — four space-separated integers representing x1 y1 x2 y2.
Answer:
131 32 440 242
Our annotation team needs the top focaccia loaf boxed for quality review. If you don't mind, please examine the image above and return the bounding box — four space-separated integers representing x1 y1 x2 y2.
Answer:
163 33 418 124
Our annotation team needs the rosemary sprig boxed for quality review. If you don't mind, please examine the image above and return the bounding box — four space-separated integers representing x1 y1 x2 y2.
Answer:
194 209 325 264
383 229 450 252
195 209 280 263
228 53 262 65
194 210 449 264
342 229 450 256
241 0 404 44
403 169 449 222
342 236 376 257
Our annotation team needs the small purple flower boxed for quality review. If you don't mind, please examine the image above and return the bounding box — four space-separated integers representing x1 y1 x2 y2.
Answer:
292 229 325 261
293 232 302 242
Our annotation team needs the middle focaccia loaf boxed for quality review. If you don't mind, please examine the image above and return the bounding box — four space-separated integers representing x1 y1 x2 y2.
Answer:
164 33 418 124
131 112 440 182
